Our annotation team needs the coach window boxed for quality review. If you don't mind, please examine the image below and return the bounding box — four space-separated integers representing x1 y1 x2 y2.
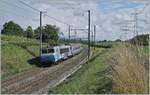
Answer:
60 48 69 53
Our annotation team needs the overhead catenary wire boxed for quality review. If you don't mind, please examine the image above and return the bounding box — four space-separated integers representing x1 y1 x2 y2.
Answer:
130 3 149 40
44 14 71 26
0 0 39 15
61 1 92 36
0 0 40 22
45 0 89 27
0 3 38 21
0 8 30 20
64 0 75 10
137 3 149 14
18 0 72 26
18 0 40 12
0 1 40 23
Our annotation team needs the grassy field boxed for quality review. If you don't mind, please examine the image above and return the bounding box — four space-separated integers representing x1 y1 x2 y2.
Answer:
95 41 118 47
143 46 149 54
1 35 39 44
109 44 149 93
1 34 149 93
96 41 149 54
1 35 41 81
49 42 149 94
49 48 112 94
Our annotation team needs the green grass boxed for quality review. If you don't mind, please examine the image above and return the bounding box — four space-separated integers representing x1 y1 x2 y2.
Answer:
1 35 39 44
96 41 149 54
49 48 112 94
48 42 148 94
1 44 35 80
1 35 42 81
27 45 40 56
142 45 149 65
95 41 119 47
143 46 149 53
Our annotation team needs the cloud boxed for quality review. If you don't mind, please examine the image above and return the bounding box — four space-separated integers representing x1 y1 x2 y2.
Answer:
98 0 146 14
0 0 149 40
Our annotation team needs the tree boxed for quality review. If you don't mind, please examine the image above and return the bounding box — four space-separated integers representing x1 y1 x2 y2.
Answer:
34 24 59 43
103 40 107 42
115 39 121 42
128 34 149 46
25 26 34 38
1 21 24 36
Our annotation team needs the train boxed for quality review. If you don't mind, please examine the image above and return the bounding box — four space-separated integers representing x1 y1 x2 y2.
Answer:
40 44 82 63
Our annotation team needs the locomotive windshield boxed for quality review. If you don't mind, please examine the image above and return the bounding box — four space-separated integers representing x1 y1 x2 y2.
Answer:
42 49 47 54
42 48 54 54
48 49 54 53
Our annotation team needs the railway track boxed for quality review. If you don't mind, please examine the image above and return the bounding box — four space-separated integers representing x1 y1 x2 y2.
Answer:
2 48 87 94
2 68 45 87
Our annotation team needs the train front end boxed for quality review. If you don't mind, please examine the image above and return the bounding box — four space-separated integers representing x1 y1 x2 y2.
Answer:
40 48 56 63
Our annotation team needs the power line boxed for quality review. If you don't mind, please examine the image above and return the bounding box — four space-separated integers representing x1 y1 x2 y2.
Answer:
0 3 40 23
130 3 149 40
137 3 149 14
43 1 87 26
19 0 40 12
0 0 40 22
18 0 72 26
0 0 39 15
0 7 31 20
64 0 75 10
43 0 76 10
28 1 85 26
70 28 88 31
45 14 70 26
55 0 89 25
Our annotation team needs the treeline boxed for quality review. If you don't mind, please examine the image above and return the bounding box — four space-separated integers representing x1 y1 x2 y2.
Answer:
96 34 149 46
1 21 59 44
128 34 149 46
59 38 88 44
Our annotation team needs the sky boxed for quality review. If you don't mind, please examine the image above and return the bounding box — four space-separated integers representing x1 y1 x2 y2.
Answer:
0 0 149 41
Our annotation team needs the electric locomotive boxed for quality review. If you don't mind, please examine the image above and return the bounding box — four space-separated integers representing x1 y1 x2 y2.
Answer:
40 44 81 63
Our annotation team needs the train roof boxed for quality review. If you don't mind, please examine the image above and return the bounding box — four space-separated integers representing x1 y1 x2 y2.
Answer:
47 45 70 48
42 44 81 49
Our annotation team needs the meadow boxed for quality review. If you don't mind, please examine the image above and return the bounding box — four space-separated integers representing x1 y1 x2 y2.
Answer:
1 35 149 94
49 41 149 94
49 48 112 94
109 43 149 93
1 35 41 80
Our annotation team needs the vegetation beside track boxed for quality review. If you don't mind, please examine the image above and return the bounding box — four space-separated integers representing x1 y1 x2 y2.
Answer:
143 45 149 54
109 43 149 93
49 48 112 94
95 41 119 48
1 34 149 93
1 35 39 44
49 41 149 94
1 35 41 81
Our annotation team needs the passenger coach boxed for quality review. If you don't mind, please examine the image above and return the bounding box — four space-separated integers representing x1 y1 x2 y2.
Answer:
40 44 81 63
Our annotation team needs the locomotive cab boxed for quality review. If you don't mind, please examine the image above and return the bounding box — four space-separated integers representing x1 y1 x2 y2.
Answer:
40 48 55 63
40 44 81 63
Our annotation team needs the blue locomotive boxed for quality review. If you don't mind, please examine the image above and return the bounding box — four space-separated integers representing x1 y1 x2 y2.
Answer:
40 44 81 63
